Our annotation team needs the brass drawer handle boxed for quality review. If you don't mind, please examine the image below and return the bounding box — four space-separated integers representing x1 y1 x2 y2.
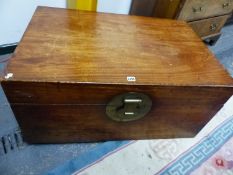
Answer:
210 24 217 31
222 2 230 8
192 6 203 13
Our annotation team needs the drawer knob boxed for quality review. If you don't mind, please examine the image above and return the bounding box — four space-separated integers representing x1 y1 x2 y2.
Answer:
210 24 217 31
192 6 203 13
222 2 230 8
106 92 152 122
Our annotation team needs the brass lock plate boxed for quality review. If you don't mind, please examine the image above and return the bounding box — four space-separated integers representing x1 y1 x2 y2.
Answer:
106 92 152 122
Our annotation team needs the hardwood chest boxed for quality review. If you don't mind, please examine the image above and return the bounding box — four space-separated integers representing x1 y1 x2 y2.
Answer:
1 7 233 143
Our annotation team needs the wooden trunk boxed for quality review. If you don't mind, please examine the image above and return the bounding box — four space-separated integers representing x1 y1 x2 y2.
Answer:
1 7 233 143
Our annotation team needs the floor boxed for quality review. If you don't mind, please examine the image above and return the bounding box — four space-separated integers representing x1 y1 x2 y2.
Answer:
0 24 233 175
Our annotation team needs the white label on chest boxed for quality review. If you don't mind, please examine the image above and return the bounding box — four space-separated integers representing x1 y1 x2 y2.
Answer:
127 76 136 82
4 73 13 79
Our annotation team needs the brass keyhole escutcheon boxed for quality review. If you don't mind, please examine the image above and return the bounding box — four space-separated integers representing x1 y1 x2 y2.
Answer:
106 92 152 122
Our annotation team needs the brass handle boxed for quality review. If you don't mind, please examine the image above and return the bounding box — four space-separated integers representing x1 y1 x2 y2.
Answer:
106 92 152 122
123 98 142 116
192 6 203 13
124 112 135 115
119 98 142 116
124 99 142 103
222 2 230 8
210 24 217 31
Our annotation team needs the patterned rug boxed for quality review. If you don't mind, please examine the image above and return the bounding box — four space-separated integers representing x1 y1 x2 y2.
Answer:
46 96 233 175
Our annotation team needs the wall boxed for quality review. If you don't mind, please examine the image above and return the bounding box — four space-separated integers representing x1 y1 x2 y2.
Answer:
97 0 131 14
0 0 66 45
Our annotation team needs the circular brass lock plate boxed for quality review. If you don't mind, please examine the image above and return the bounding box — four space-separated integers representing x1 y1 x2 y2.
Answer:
106 92 152 122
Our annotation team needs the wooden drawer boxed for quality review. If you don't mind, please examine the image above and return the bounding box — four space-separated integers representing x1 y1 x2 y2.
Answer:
188 15 229 38
178 0 233 21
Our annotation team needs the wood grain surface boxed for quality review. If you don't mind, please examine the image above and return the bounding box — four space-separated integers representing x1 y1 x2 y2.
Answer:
2 82 232 143
130 0 158 17
1 7 233 143
2 6 233 86
153 0 182 18
130 0 233 43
